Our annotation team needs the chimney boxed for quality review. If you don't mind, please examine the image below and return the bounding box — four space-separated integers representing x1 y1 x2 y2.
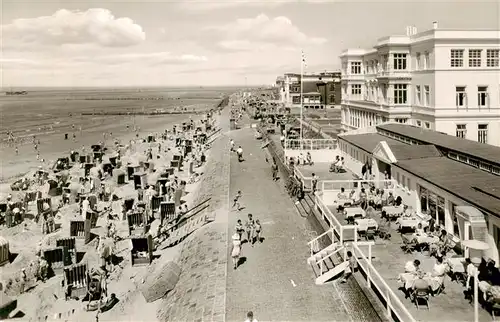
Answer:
412 26 418 35
433 21 438 30
406 26 412 36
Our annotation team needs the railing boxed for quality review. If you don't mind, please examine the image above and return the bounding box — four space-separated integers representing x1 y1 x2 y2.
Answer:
307 228 334 257
314 192 359 245
321 179 397 192
293 167 312 191
284 138 338 150
352 243 416 322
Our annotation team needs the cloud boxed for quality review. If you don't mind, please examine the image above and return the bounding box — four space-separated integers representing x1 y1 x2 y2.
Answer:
177 0 331 11
204 14 327 52
71 52 208 66
1 8 145 48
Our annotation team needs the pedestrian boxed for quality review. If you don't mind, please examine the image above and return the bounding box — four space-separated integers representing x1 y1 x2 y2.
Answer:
254 219 262 244
245 214 255 245
311 173 319 193
232 191 242 211
271 162 278 181
244 311 258 322
340 251 357 283
236 146 243 162
231 233 241 270
235 219 245 240
230 139 235 152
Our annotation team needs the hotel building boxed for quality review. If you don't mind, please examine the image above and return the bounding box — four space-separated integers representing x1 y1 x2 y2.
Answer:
339 22 500 147
278 71 342 109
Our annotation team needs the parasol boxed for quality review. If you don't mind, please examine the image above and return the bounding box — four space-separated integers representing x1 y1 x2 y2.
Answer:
462 239 489 250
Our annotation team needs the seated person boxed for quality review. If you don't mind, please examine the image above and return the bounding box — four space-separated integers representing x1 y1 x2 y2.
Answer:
337 187 347 200
329 156 340 172
306 152 312 165
335 157 344 172
395 195 403 206
415 223 426 236
348 190 356 202
430 229 450 257
386 192 395 206
428 257 448 293
404 259 422 274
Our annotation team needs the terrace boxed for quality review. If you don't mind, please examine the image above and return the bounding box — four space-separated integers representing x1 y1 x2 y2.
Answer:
294 163 497 322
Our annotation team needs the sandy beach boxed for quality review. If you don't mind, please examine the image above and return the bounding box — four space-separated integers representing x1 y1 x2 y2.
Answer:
0 88 234 321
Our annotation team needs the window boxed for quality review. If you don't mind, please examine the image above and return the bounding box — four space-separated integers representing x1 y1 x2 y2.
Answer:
468 49 482 67
351 84 362 95
401 175 406 188
478 124 488 144
424 122 430 129
455 86 467 107
351 62 362 74
456 124 466 139
424 52 430 69
393 84 408 104
486 49 499 67
477 86 488 107
393 53 407 70
450 49 464 67
407 177 411 190
416 120 422 127
415 85 421 105
424 85 430 106
416 53 421 70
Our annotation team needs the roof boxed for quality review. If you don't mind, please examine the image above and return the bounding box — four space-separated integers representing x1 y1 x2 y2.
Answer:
390 144 442 161
302 82 320 93
377 124 500 165
395 157 500 217
340 133 404 153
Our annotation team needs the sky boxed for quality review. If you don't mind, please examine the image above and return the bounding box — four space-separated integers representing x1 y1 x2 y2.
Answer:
0 0 499 87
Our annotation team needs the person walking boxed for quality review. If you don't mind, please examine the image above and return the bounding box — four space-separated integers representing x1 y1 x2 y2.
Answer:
236 146 243 162
245 214 255 245
271 162 278 181
235 219 245 240
254 219 262 244
230 139 235 152
231 233 242 270
232 191 242 211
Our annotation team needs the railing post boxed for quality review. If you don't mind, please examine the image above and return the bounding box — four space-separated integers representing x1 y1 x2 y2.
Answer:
354 226 358 242
367 244 372 288
340 227 343 245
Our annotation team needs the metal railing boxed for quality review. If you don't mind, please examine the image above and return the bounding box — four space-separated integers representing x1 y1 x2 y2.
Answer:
293 167 312 191
285 138 337 150
352 243 416 322
307 228 334 257
314 192 359 244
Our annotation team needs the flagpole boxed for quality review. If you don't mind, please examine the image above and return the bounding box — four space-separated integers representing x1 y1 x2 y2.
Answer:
300 51 304 142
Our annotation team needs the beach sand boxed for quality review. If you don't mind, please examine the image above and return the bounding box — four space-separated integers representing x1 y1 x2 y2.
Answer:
0 91 232 321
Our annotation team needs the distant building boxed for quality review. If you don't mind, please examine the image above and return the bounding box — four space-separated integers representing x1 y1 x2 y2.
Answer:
277 71 341 109
339 22 500 146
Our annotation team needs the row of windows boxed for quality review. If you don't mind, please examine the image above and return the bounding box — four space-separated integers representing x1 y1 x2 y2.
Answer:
450 49 499 68
455 123 489 144
347 108 387 128
348 83 431 106
447 151 500 175
455 86 491 108
414 119 431 129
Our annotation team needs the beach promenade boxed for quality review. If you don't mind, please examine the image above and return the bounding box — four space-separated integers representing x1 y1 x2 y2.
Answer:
225 114 382 321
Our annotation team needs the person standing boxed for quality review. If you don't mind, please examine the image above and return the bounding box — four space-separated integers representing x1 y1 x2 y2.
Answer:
235 220 245 240
230 139 235 152
271 162 278 181
245 214 255 245
311 173 319 193
231 233 241 270
254 219 262 244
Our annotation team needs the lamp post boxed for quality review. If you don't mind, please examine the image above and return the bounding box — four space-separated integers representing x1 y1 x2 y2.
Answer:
300 58 304 142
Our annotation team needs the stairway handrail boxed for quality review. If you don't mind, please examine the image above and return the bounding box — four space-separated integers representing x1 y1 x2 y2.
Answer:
316 245 344 266
307 228 333 246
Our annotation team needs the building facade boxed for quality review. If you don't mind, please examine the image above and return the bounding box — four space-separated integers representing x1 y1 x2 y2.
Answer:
339 22 500 147
279 71 342 109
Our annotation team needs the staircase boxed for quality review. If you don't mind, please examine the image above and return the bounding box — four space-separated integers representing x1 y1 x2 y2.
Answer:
307 242 349 285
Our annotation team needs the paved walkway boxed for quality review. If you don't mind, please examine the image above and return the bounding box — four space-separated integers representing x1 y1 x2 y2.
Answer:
225 118 352 321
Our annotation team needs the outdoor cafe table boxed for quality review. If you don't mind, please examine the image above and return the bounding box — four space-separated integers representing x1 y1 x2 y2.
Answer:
355 218 378 232
413 233 439 244
382 205 404 218
396 217 429 230
335 197 354 207
344 207 366 219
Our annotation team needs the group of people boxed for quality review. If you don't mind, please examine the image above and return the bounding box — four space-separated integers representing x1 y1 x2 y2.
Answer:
230 139 244 162
231 212 263 270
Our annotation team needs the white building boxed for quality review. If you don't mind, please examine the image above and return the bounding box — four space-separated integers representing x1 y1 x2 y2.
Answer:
339 22 500 147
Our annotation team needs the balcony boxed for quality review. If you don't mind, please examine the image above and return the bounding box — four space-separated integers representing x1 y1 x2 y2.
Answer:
341 73 366 81
376 66 412 80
